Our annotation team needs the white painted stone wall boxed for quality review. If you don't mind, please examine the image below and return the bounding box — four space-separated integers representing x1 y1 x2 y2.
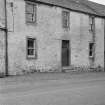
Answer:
6 0 104 75
95 18 104 68
70 12 91 67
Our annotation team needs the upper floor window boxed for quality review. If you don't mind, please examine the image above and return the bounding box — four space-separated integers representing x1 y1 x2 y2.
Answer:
62 11 70 28
27 37 37 59
89 16 94 32
26 2 37 23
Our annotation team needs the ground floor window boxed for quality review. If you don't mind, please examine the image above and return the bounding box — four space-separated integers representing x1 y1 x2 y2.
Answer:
89 42 94 58
27 37 37 59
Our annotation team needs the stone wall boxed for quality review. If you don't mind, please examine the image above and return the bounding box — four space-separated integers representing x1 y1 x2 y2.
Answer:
6 0 104 75
95 18 104 69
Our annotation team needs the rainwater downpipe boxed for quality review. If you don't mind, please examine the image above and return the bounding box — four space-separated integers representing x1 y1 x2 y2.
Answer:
4 0 9 76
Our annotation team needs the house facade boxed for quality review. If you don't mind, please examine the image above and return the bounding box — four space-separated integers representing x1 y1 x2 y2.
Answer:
0 0 105 75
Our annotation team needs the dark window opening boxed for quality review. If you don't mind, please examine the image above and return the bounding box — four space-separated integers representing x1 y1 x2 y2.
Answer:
89 42 94 57
27 38 37 59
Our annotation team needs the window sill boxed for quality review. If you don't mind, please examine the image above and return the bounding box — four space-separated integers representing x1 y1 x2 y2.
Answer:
27 56 37 60
63 27 70 31
26 22 37 26
89 56 94 59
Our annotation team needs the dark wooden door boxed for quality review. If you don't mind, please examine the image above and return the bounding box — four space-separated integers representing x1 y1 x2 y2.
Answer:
62 40 70 66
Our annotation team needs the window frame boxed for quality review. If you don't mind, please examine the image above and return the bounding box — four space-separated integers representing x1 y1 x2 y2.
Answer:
89 16 95 32
26 37 37 59
62 10 70 29
25 1 37 23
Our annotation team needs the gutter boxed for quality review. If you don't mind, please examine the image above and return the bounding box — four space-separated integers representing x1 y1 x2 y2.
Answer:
25 0 105 18
4 0 9 76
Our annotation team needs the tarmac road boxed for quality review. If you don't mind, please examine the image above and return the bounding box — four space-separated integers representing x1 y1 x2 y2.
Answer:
0 72 105 105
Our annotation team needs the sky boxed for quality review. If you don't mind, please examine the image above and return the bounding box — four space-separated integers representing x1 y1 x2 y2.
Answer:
90 0 105 5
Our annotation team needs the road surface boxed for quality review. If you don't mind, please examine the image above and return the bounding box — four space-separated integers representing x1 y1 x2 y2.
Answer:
0 72 105 105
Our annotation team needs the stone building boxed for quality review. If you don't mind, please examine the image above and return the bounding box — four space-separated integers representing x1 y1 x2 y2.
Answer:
0 0 105 75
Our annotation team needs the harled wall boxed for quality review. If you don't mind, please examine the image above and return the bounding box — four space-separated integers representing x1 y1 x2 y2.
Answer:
7 0 104 75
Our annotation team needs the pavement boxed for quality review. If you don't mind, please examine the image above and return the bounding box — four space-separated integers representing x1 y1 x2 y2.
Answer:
0 72 105 105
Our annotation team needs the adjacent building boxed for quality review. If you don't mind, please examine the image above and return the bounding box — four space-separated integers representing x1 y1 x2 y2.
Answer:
0 0 105 75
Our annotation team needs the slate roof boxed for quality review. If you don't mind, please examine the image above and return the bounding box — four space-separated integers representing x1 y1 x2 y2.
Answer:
28 0 105 17
80 0 105 16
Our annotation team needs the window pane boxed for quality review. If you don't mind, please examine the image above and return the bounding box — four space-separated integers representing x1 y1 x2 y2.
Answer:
26 13 33 22
62 11 69 28
28 39 34 48
89 16 94 31
26 3 36 23
26 3 34 14
90 43 93 50
89 17 92 25
89 43 94 57
28 49 34 55
64 19 68 27
89 50 92 56
33 6 36 22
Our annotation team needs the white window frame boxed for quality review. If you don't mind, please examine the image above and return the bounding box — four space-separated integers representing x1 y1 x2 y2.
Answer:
89 16 94 32
62 10 70 28
27 37 37 59
25 2 37 23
